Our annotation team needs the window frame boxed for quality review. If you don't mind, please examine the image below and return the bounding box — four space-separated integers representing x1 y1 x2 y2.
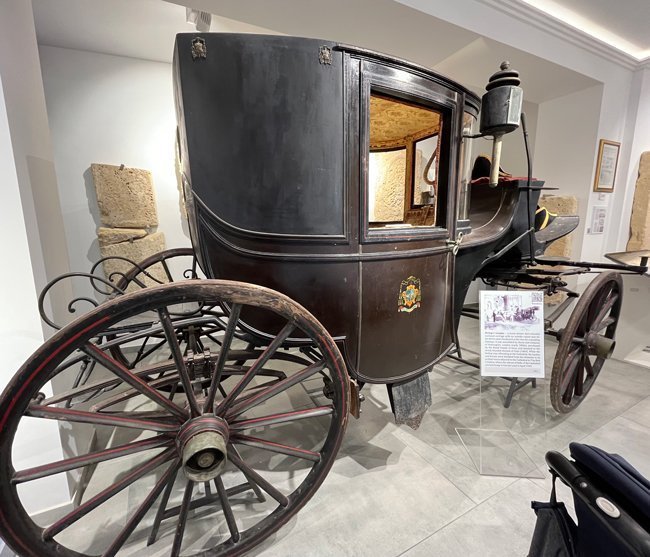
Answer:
359 60 459 244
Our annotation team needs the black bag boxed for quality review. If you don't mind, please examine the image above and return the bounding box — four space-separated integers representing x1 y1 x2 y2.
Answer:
528 476 577 557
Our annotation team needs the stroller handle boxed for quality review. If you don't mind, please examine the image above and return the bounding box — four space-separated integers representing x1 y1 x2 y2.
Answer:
546 451 650 557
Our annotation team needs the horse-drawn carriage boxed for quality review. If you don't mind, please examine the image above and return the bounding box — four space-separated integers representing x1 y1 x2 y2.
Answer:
0 34 645 556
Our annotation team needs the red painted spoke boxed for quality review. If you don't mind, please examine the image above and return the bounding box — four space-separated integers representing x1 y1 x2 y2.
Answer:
42 360 177 407
591 295 618 332
102 459 180 557
83 343 187 421
230 405 333 431
147 464 179 547
90 374 181 412
575 354 585 396
227 360 325 420
228 449 288 507
595 316 616 332
170 480 194 557
43 447 175 540
587 283 613 324
158 308 201 418
229 446 266 503
203 304 242 413
560 348 581 394
563 355 583 403
13 435 172 484
232 434 321 463
215 476 240 543
215 322 295 415
26 405 179 433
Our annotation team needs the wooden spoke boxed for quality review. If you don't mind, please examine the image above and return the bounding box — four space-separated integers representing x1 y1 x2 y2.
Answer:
590 294 619 332
13 435 172 484
147 465 179 547
559 347 581 395
228 449 289 507
158 308 201 418
227 360 326 420
230 405 333 431
101 459 180 557
215 476 240 543
584 354 595 376
26 405 179 433
232 434 321 463
170 480 194 557
90 374 181 412
215 322 295 415
229 446 265 503
82 344 187 421
43 448 175 540
595 316 616 332
42 359 178 407
204 304 242 413
575 353 585 396
562 365 578 403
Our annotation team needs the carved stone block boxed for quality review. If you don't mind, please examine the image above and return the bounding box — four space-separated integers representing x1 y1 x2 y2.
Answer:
539 195 578 258
99 231 166 290
627 152 650 251
97 227 147 246
91 163 158 228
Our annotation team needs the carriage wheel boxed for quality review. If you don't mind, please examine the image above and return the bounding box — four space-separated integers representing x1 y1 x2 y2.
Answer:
0 280 349 557
550 272 623 413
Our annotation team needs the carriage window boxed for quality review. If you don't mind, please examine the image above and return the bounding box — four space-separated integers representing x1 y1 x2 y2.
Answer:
368 93 444 230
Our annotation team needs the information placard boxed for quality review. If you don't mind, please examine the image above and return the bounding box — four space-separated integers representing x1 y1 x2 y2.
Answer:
479 290 545 378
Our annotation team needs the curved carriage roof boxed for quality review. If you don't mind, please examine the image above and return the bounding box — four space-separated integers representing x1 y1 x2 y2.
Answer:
174 33 480 240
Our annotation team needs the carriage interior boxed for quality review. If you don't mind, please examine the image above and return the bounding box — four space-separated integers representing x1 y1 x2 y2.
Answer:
368 93 445 230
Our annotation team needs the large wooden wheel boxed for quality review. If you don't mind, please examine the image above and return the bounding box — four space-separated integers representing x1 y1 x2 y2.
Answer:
550 272 623 413
0 280 349 557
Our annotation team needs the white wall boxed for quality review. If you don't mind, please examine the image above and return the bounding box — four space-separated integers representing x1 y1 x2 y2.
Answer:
615 67 650 252
0 0 71 334
39 45 190 292
0 71 69 519
534 85 603 260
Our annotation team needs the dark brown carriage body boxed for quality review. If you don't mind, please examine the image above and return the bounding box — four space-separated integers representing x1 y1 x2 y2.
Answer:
173 33 481 384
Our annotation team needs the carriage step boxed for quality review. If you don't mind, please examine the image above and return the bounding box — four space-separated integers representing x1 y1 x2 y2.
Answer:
388 373 432 430
535 215 579 244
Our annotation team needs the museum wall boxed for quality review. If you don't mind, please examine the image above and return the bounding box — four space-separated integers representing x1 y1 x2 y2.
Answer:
0 0 72 335
533 85 603 260
38 45 191 301
0 0 73 517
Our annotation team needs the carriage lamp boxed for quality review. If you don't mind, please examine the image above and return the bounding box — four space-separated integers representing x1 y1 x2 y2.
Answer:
480 61 523 186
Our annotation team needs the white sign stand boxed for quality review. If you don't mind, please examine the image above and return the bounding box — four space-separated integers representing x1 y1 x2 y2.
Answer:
456 290 547 478
479 290 545 378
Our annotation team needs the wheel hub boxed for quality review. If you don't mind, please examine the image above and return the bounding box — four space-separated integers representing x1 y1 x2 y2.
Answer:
177 416 229 482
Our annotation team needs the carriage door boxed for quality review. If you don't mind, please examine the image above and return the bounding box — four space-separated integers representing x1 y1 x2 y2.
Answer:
355 59 462 383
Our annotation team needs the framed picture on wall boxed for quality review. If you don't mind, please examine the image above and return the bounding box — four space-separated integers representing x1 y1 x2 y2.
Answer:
593 139 621 192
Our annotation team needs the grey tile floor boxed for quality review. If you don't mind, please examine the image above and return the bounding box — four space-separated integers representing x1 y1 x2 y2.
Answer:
250 318 650 557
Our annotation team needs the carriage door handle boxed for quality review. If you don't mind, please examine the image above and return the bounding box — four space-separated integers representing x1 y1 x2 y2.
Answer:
446 232 464 255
